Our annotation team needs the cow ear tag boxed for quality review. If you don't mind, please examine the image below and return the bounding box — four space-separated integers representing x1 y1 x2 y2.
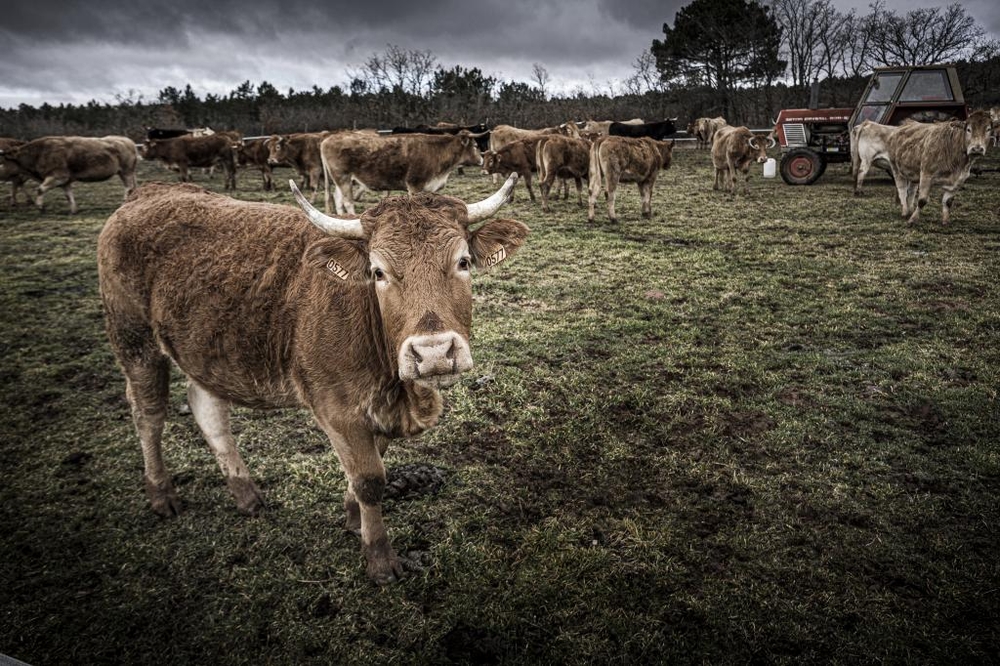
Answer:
325 259 350 280
484 245 506 268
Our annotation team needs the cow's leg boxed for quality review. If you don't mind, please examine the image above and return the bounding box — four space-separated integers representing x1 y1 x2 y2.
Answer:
309 168 323 203
34 173 68 211
742 166 752 196
587 178 599 222
119 169 137 199
908 174 932 225
606 174 620 223
262 166 273 191
105 307 179 516
560 177 569 200
854 159 870 196
713 167 723 191
523 171 536 202
940 185 957 225
539 175 552 213
186 381 264 515
316 417 402 584
892 172 910 217
334 176 357 216
639 182 653 218
225 163 236 191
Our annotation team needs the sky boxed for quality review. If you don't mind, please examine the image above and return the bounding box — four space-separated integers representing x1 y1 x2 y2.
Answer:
1 0 998 110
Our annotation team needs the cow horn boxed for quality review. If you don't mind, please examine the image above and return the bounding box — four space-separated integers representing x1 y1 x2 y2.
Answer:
466 172 518 224
748 137 759 150
767 135 777 148
289 180 365 239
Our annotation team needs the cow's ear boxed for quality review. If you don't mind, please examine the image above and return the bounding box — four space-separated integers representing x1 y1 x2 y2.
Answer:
304 238 369 283
468 219 530 271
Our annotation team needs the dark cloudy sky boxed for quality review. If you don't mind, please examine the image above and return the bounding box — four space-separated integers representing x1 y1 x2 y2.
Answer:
2 0 998 110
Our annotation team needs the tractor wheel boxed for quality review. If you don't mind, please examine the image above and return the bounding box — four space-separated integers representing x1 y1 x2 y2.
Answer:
780 148 826 185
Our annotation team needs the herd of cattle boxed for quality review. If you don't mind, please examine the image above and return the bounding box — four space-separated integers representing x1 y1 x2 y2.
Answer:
2 110 998 224
3 109 998 584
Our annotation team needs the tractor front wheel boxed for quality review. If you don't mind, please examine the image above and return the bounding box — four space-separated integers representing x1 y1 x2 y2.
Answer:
780 148 826 185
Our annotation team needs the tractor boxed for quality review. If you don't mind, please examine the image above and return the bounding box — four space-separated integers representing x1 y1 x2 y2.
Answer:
772 65 969 185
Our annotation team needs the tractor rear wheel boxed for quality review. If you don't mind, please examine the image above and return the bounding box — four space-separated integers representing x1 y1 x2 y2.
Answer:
780 148 826 185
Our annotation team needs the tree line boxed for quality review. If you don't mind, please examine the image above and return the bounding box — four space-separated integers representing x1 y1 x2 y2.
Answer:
1 0 998 140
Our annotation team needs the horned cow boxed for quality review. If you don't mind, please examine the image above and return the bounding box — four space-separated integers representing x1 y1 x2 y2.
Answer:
884 110 992 225
98 174 529 584
711 126 771 196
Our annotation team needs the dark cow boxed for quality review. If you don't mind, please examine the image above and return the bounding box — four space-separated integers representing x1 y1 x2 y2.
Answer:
579 118 644 135
97 174 528 584
711 126 771 196
535 134 589 212
141 134 237 190
608 119 678 140
320 131 483 215
234 137 276 191
884 110 992 225
145 127 215 141
0 135 137 213
0 137 30 207
266 132 330 202
587 136 674 223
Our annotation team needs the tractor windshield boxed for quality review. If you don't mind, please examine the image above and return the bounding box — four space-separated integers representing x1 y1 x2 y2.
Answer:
899 70 953 101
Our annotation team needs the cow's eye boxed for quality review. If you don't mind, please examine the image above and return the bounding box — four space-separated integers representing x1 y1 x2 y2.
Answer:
372 267 386 281
457 257 471 272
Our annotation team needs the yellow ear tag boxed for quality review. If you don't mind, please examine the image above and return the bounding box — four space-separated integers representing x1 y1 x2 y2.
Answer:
325 259 350 280
484 245 507 268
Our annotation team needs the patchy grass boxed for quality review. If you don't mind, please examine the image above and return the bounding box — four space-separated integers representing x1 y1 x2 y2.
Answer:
2 150 999 665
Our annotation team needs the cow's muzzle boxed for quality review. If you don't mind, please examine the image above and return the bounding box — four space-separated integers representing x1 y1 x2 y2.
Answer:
398 332 473 389
968 145 987 155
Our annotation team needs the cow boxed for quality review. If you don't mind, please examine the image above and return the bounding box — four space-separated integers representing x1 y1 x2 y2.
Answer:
0 137 30 207
486 124 563 184
608 119 678 140
883 110 992 225
580 118 644 135
234 137 275 191
97 173 528 584
145 127 215 141
687 116 727 149
140 133 237 190
320 131 483 215
711 126 771 196
850 120 902 196
535 134 589 212
266 132 330 202
391 123 491 152
587 136 674 223
481 138 541 202
0 135 137 213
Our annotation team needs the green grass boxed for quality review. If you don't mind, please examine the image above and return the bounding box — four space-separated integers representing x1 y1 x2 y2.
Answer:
2 151 999 665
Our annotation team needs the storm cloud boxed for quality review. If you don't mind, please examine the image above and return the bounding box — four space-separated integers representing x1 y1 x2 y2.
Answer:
1 0 997 109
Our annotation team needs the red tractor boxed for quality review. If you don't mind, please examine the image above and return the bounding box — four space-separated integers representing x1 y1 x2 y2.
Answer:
772 65 969 185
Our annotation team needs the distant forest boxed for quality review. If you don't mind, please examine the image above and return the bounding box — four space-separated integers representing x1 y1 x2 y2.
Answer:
2 0 999 140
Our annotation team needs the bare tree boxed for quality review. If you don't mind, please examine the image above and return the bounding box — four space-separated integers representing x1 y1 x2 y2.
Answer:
624 51 663 95
531 63 551 99
353 44 438 96
869 2 988 66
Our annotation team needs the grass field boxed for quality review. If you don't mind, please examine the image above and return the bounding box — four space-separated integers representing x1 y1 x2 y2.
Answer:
2 148 999 665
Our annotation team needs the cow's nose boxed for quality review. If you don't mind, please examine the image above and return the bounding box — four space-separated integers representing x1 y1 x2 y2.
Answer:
398 332 473 389
970 145 987 155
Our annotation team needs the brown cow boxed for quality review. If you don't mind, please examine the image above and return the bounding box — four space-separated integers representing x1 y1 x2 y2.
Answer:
234 137 275 191
536 134 589 212
141 134 237 191
97 174 528 584
266 132 330 202
320 131 483 215
688 116 727 149
0 135 137 213
884 110 992 225
481 138 542 202
486 124 563 184
711 126 771 196
0 137 30 207
587 136 674 223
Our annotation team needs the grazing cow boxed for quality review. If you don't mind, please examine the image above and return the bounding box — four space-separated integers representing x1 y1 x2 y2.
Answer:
608 119 678 140
535 134 590 212
711 126 771 196
0 137 30 207
481 138 542 202
0 135 137 213
98 174 528 584
850 120 902 196
587 136 674 223
141 134 237 190
234 137 275 191
884 110 992 225
266 132 330 202
320 131 483 215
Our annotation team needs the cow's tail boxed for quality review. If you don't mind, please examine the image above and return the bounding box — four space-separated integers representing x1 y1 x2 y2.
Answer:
535 138 547 186
588 138 604 202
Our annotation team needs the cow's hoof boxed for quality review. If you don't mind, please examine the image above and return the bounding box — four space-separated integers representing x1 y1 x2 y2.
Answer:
145 477 183 517
227 477 265 516
364 540 404 585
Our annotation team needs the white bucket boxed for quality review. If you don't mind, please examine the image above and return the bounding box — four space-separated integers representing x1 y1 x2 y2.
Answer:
763 158 777 179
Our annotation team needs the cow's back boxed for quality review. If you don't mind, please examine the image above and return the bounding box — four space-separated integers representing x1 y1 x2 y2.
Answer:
98 183 317 406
